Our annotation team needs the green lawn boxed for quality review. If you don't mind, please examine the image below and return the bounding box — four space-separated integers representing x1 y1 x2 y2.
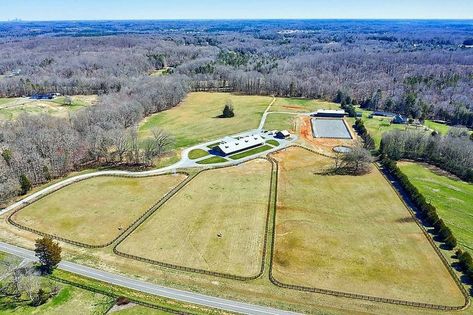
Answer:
188 149 209 160
229 145 272 160
424 120 450 134
269 98 339 113
196 156 227 164
398 161 473 251
263 113 297 131
139 92 272 149
266 139 279 146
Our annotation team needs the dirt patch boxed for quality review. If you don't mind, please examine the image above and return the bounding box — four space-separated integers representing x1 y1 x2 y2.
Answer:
283 105 304 110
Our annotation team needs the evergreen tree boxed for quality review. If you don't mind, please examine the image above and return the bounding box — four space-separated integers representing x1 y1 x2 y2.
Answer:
34 237 62 274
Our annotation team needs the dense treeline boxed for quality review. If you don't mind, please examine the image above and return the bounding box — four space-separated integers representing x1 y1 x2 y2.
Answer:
380 129 473 182
381 158 457 249
353 119 375 150
0 21 472 126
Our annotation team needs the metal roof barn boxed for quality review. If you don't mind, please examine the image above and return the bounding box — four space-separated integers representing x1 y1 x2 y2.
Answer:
217 135 265 155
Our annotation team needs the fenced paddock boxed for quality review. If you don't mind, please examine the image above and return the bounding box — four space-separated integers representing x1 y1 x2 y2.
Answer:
311 118 352 139
9 174 187 247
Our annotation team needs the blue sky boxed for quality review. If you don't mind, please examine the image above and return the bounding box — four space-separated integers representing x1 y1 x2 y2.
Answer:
0 0 472 21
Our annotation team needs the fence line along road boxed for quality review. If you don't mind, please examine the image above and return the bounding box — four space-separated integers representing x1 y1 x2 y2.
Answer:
0 242 299 315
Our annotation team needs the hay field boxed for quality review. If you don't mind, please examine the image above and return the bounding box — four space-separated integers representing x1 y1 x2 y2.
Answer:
11 174 186 246
139 92 272 148
271 147 464 306
117 159 272 277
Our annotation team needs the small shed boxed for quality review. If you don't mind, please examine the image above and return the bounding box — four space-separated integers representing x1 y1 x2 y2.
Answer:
276 130 290 139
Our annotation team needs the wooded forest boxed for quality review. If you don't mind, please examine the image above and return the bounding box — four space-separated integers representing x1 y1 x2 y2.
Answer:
0 20 472 203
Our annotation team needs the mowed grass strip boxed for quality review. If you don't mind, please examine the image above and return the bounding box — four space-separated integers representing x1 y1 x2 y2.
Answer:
196 156 227 165
271 147 464 306
139 92 272 148
398 161 473 251
117 159 272 277
229 145 272 160
11 175 187 246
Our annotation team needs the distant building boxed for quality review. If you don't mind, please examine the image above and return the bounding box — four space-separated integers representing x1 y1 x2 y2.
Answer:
276 130 290 139
372 111 396 117
392 114 407 124
30 93 56 100
312 109 347 118
216 134 265 156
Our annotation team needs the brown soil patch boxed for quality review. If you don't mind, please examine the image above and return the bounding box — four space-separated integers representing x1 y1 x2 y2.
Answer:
283 105 304 110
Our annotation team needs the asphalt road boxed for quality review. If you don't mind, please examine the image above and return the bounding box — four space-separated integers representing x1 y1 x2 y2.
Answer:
0 242 298 315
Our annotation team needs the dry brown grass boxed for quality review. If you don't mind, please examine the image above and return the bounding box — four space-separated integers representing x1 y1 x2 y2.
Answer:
271 147 465 306
117 159 272 277
10 174 187 246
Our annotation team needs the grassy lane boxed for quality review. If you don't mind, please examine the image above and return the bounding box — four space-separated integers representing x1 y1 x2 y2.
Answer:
398 161 473 251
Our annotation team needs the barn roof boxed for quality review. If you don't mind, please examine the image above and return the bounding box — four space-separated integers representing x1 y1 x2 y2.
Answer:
217 134 265 155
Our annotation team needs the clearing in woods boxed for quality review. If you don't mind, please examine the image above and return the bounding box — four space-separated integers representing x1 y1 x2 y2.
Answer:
116 159 272 277
10 174 187 246
270 147 465 306
0 95 97 120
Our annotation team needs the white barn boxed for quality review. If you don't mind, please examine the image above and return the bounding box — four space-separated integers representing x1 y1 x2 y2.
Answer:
216 134 265 155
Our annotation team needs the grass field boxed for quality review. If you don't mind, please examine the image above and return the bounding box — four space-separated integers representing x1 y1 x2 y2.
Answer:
271 147 465 306
117 159 272 276
263 113 298 131
269 98 339 113
11 174 186 246
188 148 209 160
139 92 272 148
398 161 473 251
0 95 97 120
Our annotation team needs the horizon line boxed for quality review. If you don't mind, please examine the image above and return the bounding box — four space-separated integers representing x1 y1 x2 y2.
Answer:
1 18 473 23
